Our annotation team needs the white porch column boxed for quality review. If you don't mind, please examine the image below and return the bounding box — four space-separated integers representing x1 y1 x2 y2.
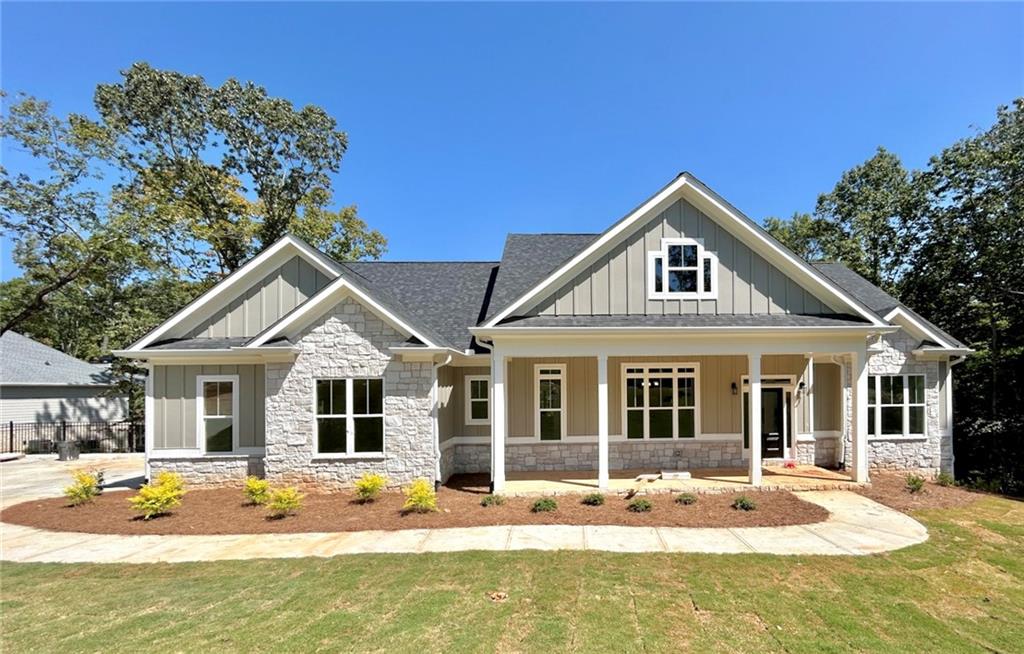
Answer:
143 363 154 482
806 354 815 440
597 354 609 489
851 348 869 483
748 352 762 486
491 347 506 492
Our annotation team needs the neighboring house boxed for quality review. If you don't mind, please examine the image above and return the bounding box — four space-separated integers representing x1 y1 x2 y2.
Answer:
0 331 128 424
116 173 970 490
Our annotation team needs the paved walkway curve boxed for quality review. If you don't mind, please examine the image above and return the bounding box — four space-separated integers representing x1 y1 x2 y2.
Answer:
0 491 927 563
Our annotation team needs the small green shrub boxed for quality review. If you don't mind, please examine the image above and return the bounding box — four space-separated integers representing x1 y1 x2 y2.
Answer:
627 497 652 513
732 495 757 511
480 494 506 507
402 478 438 513
355 472 389 503
243 476 271 505
675 493 698 506
581 492 605 506
935 471 955 488
266 487 304 519
905 474 926 494
63 470 101 506
129 473 187 520
531 497 557 513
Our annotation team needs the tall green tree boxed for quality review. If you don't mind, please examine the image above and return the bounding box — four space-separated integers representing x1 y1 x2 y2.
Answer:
763 212 836 261
94 62 385 277
814 146 923 292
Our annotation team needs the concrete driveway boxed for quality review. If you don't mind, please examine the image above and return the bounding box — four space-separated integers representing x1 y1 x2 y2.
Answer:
0 454 145 509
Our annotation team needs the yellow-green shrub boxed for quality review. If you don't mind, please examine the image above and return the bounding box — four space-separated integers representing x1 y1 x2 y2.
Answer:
63 470 101 506
129 473 186 520
402 478 437 513
266 487 304 519
243 476 271 505
354 472 388 503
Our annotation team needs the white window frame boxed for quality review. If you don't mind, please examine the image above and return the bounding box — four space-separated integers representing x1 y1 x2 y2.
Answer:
464 375 491 426
534 364 567 442
196 374 239 455
647 237 719 300
313 377 386 458
868 374 926 439
620 363 702 440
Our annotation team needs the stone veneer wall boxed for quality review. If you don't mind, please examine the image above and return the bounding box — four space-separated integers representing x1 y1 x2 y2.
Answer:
795 437 840 467
839 331 951 476
263 298 436 490
149 455 264 486
442 440 745 478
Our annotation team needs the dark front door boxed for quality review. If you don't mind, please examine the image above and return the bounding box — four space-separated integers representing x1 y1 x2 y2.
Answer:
761 388 785 457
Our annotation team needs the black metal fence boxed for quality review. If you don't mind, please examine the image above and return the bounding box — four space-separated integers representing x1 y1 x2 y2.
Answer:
2 420 144 455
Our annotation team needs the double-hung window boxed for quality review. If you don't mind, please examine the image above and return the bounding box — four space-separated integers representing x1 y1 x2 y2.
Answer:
465 375 490 425
535 365 565 441
198 375 237 453
623 365 698 439
867 374 926 438
315 378 385 455
648 238 718 300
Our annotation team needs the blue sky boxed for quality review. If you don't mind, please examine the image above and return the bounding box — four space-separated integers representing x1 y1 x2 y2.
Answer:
2 2 1021 278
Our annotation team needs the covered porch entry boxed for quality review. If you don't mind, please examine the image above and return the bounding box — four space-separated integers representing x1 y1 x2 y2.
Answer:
485 333 871 493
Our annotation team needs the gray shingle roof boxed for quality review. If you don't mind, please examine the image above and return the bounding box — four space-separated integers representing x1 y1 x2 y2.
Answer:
812 262 965 348
147 337 253 350
484 234 599 322
496 314 870 329
0 331 113 386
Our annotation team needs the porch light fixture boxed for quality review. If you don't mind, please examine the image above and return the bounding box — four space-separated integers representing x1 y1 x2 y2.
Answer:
799 381 806 392
731 382 738 395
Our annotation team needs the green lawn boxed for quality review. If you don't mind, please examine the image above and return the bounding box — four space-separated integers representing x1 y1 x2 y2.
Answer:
2 496 1022 653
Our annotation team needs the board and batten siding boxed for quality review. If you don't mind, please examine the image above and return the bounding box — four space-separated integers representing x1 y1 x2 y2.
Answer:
437 366 490 441
500 354 817 439
188 256 331 338
152 364 265 449
530 197 841 317
812 362 841 432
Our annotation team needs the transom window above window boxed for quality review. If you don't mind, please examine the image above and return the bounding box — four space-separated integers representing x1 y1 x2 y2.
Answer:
867 374 926 438
315 378 385 455
647 238 719 300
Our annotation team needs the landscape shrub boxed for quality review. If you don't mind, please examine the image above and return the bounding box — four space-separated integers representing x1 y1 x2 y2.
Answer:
129 473 187 520
531 497 557 513
905 474 926 494
480 494 505 507
266 487 304 519
732 495 757 511
581 492 605 506
355 473 389 503
402 478 438 513
935 471 956 488
243 476 271 506
63 470 102 506
675 493 698 506
627 497 652 513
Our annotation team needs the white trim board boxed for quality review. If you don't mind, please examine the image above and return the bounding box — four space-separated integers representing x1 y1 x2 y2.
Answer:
127 235 341 352
482 174 887 328
883 307 956 350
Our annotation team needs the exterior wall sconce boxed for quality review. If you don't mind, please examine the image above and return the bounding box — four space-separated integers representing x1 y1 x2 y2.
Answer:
798 381 806 392
731 382 738 395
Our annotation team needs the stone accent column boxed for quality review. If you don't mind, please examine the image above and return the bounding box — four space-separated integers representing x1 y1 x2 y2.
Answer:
491 347 506 492
748 353 762 486
597 354 609 489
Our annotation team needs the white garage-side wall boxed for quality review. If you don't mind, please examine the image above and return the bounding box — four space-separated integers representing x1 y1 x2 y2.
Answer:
0 386 129 423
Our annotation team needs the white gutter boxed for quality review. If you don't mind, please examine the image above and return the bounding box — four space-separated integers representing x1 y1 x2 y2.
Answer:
431 353 453 490
470 325 898 337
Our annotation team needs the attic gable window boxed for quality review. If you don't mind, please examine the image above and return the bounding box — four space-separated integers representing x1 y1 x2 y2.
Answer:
647 238 718 300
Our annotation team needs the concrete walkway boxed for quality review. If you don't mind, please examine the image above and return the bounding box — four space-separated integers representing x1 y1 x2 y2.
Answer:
0 490 928 563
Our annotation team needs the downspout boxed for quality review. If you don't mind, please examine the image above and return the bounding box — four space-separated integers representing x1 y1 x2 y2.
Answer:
432 354 453 491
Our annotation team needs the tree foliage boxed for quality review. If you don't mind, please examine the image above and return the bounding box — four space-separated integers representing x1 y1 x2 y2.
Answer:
763 212 835 261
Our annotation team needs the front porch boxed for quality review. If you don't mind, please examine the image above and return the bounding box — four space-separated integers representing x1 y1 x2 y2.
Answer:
499 464 859 496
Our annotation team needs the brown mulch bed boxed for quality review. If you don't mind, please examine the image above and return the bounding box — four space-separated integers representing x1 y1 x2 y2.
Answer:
0 474 828 535
854 472 983 512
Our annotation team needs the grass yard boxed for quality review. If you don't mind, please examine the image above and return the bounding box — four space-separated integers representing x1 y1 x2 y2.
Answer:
2 496 1022 653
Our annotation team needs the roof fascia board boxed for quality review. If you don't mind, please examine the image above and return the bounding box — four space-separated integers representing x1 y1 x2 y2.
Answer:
484 175 886 327
247 277 441 349
883 307 955 349
471 325 897 337
128 235 341 351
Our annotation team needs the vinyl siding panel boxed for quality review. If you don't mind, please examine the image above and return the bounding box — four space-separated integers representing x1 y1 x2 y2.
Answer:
440 366 490 440
506 358 596 438
152 364 265 450
530 197 840 317
0 387 128 423
813 362 841 432
189 256 330 338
